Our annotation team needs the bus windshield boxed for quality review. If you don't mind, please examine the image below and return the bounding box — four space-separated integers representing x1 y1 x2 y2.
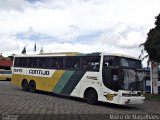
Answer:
103 56 142 69
120 57 142 69
102 56 144 92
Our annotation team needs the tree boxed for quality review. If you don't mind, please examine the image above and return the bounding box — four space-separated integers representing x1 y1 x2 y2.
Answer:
144 13 160 63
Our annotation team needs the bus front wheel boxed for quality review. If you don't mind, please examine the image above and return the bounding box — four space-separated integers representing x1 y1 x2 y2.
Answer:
29 81 36 93
85 89 98 105
22 80 29 92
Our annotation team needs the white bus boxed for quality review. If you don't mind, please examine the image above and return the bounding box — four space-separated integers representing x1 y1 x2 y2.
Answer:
11 52 145 105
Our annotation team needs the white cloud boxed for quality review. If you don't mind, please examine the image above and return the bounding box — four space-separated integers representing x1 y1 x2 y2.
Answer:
99 24 146 49
0 0 28 11
0 34 20 56
0 0 160 67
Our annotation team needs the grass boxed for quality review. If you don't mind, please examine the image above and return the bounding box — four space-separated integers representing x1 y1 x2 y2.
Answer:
145 94 160 101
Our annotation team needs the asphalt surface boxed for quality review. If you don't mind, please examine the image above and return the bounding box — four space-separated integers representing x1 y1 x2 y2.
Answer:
0 81 160 120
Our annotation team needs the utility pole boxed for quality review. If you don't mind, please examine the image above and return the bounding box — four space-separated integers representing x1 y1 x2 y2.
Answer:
150 61 153 94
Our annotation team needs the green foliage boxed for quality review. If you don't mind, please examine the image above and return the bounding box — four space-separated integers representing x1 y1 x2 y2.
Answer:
144 13 160 62
0 56 12 60
145 94 160 100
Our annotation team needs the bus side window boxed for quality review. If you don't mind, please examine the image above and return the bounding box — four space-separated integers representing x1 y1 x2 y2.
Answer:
14 58 19 67
104 62 109 66
82 56 100 71
43 58 50 68
82 57 90 69
18 58 28 67
26 57 37 68
90 57 100 71
93 64 99 70
38 58 44 68
74 63 80 69
73 57 80 69
58 57 64 69
50 58 58 68
103 56 119 67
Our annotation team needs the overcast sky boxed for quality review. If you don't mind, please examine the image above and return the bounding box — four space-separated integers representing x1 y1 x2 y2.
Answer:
0 0 160 66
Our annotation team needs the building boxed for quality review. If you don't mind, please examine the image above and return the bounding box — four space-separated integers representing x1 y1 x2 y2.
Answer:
0 59 13 70
143 68 160 94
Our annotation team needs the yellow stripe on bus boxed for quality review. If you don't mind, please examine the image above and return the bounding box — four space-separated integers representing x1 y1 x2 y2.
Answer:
11 70 65 92
43 70 65 92
11 74 19 85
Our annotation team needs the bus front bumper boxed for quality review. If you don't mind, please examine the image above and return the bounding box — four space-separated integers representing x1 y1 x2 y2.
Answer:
118 96 145 104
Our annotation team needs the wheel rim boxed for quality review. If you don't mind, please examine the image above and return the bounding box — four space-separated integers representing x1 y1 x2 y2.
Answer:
22 81 28 91
88 92 95 101
29 82 36 93
86 90 97 104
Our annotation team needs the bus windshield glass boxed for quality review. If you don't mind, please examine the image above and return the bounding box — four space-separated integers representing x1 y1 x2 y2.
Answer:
103 56 142 69
120 57 142 69
102 56 144 92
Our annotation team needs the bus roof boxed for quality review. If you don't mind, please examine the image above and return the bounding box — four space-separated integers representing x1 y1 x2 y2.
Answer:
103 53 140 60
14 52 99 57
14 52 140 60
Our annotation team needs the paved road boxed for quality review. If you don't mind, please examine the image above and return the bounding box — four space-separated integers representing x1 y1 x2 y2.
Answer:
0 81 160 120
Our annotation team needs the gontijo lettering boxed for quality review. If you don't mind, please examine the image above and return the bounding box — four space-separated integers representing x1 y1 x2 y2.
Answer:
29 69 49 75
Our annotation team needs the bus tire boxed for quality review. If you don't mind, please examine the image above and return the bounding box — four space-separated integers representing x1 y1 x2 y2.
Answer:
84 89 98 105
22 80 29 92
29 81 36 93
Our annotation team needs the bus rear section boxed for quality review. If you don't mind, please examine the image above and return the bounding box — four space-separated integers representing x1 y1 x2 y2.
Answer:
11 53 101 97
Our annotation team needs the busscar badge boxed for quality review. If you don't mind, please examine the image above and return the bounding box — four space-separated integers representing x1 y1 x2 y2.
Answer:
104 93 117 101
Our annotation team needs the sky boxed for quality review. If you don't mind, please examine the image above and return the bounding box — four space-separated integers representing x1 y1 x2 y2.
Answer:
0 0 160 66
